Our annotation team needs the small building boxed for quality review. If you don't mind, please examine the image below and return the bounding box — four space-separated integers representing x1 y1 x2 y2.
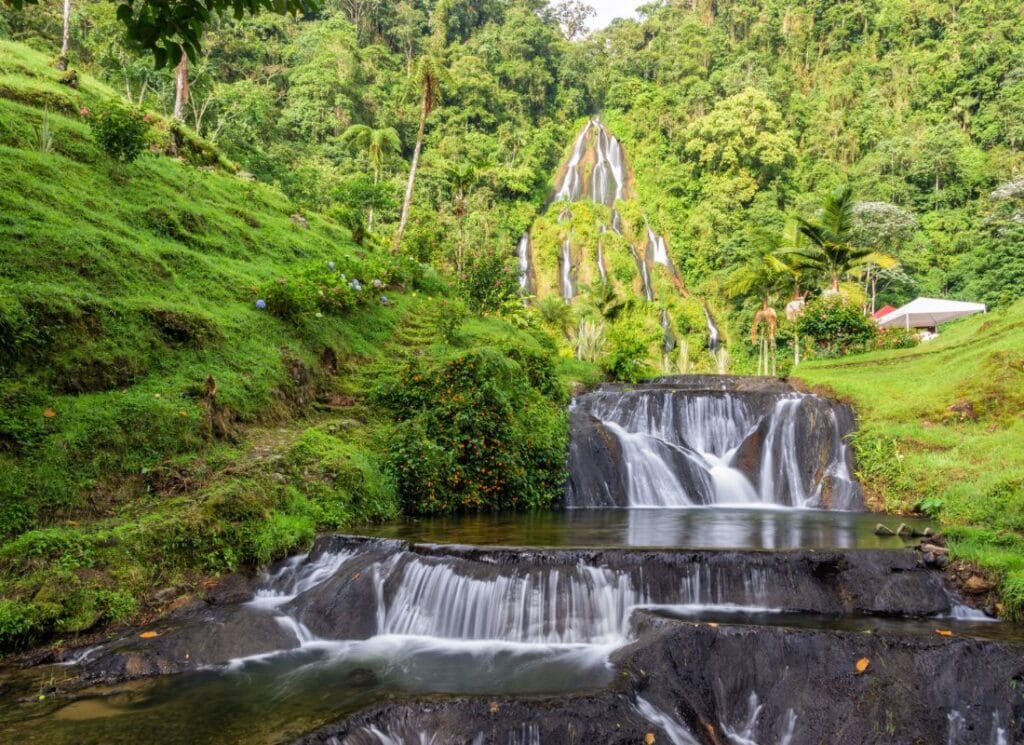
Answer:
876 297 987 332
871 305 896 321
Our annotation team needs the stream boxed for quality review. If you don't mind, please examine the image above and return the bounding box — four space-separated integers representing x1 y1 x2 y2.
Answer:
1 376 1021 744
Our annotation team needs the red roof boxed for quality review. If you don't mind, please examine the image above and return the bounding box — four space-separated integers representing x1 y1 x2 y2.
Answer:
872 305 896 320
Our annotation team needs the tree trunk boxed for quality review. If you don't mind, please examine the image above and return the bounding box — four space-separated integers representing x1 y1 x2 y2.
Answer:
173 52 189 121
392 88 428 254
57 0 71 69
368 170 377 233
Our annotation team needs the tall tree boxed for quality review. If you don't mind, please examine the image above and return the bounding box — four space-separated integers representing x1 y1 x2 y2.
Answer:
57 0 71 70
339 124 401 231
392 55 442 253
727 245 789 376
796 184 876 293
173 51 189 121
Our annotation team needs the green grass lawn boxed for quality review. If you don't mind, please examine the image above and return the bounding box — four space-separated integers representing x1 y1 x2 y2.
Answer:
795 299 1024 615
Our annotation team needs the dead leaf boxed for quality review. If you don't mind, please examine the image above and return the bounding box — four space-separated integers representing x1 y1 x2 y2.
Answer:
855 657 870 673
707 622 719 628
43 408 57 418
935 629 954 637
488 702 499 715
645 733 656 745
139 631 159 639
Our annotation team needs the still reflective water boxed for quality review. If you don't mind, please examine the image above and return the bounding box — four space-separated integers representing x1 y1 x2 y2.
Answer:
361 507 934 551
0 638 612 745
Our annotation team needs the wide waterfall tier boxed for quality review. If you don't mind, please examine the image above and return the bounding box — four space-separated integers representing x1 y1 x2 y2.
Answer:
566 376 864 510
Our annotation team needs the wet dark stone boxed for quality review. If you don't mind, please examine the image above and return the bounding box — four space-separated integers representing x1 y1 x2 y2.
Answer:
296 617 1024 745
79 604 298 683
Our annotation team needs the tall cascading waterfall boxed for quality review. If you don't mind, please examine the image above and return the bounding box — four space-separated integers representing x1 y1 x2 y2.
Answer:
516 232 533 294
596 226 608 282
560 237 574 301
566 376 865 510
705 306 721 354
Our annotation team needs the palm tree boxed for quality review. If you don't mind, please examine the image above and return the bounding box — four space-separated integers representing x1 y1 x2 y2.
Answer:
443 161 478 273
340 124 401 232
392 55 443 253
727 246 789 376
796 184 876 292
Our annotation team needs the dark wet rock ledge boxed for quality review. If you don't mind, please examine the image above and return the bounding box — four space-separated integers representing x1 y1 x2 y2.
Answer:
297 614 1024 745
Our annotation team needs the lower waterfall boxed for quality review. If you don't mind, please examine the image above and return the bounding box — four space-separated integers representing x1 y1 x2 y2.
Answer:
566 376 864 509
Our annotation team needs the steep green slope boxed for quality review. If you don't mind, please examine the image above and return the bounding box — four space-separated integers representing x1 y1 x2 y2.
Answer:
0 41 584 650
795 300 1024 614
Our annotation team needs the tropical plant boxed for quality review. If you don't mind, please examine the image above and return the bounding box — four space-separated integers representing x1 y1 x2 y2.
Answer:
393 54 443 254
339 124 402 231
89 103 149 162
796 185 880 293
726 242 789 376
576 280 626 322
443 160 478 272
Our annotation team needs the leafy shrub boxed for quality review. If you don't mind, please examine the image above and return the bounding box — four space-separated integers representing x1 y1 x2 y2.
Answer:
798 295 875 356
374 348 567 514
459 249 519 313
0 600 35 648
605 320 656 383
435 298 467 344
872 327 918 351
89 103 149 162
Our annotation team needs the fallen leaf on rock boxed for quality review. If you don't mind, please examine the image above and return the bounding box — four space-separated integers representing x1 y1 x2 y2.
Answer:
645 733 656 745
935 629 954 637
139 631 159 639
707 622 719 628
488 702 499 715
855 657 870 673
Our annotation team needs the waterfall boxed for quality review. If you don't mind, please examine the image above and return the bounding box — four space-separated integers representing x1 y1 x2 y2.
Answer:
554 121 593 202
567 378 865 509
596 227 608 282
555 118 629 206
248 539 805 654
705 306 721 353
646 225 671 267
516 232 532 294
591 121 628 206
634 246 654 301
560 237 575 301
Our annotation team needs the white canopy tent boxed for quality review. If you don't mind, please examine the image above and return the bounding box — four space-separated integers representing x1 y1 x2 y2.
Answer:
876 297 987 330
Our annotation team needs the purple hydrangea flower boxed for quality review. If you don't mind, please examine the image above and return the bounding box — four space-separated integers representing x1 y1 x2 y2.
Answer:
372 279 384 289
380 295 390 305
255 299 267 310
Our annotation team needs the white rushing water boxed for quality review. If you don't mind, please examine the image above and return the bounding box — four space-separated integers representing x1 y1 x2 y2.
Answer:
516 232 532 293
242 545 783 656
560 237 574 301
554 121 593 202
575 387 862 508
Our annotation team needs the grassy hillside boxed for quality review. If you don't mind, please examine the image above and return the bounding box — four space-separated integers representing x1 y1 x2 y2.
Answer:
795 300 1024 615
0 41 589 650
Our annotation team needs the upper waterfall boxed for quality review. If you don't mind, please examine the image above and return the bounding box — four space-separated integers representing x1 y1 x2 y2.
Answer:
566 376 864 510
553 118 631 206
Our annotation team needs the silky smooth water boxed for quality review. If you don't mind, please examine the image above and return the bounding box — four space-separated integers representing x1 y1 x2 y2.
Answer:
360 508 933 551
